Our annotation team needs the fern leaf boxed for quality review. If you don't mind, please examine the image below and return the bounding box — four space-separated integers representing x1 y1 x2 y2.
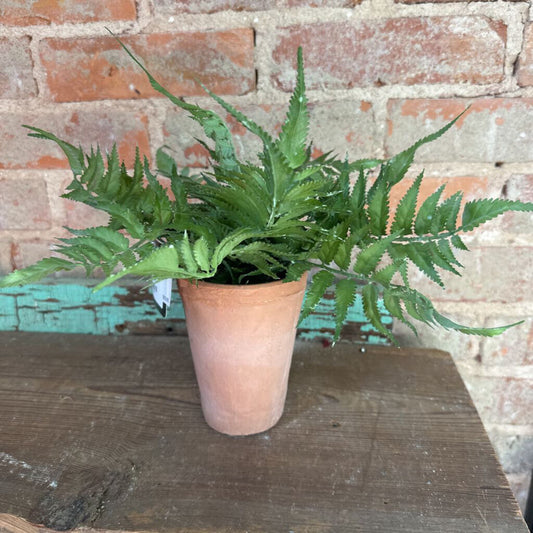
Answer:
451 235 468 251
437 239 463 268
390 171 423 234
414 185 445 235
404 242 443 286
93 245 200 290
434 191 462 233
285 261 310 282
367 179 390 236
354 234 397 277
277 47 309 169
110 34 239 172
334 279 357 341
432 311 524 337
0 258 76 287
298 270 335 324
380 109 468 187
362 283 395 343
193 237 211 272
23 125 85 176
460 199 533 233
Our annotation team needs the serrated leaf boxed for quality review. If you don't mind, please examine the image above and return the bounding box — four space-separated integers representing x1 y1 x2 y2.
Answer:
285 261 310 282
354 234 398 277
298 270 335 325
0 258 76 287
432 311 524 337
391 171 423 234
362 283 394 342
277 47 309 169
94 245 198 290
180 233 198 273
334 279 357 342
193 237 211 272
460 199 533 233
437 239 463 268
367 180 390 236
24 125 85 176
404 242 443 286
451 234 468 251
414 185 445 235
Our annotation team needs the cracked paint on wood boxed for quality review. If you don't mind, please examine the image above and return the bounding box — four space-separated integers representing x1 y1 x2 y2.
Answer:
0 283 391 344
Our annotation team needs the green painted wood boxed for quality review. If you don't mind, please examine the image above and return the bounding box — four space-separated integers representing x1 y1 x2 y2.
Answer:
0 281 391 344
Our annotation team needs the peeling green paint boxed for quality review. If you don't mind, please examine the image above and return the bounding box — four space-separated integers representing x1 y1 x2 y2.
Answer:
0 282 391 344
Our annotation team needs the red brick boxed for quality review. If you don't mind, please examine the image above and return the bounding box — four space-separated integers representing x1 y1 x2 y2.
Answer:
387 98 533 163
163 99 378 167
0 37 37 99
272 18 505 90
0 0 136 25
0 109 150 170
0 176 51 230
40 31 255 103
519 25 533 86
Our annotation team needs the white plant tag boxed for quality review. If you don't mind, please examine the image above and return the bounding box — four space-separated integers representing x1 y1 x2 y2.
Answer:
152 278 173 317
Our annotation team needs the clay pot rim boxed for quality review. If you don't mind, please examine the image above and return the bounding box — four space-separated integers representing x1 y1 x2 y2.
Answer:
178 273 307 292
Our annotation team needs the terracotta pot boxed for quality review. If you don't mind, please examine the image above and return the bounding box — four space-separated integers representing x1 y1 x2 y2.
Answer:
177 274 307 436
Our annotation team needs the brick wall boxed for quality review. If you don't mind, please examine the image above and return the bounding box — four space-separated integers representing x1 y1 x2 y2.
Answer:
0 0 532 511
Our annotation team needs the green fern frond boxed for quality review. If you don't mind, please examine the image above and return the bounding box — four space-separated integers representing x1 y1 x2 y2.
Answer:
390 171 423 234
277 47 309 169
334 279 358 341
299 270 335 325
0 257 76 287
414 185 445 236
460 199 533 233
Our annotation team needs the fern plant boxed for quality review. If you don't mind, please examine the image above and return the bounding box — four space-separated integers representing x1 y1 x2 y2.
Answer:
1 41 532 344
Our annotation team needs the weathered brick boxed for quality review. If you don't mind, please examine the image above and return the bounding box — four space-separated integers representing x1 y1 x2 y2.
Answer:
0 37 37 99
480 317 533 366
0 241 13 275
0 176 51 230
163 99 378 167
152 0 276 13
504 174 533 202
518 24 533 87
463 374 533 425
9 240 54 270
40 31 255 103
0 109 150 170
64 196 110 230
0 0 136 25
387 98 533 163
272 18 505 91
407 246 532 303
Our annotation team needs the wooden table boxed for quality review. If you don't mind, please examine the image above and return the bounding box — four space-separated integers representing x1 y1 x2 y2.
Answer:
0 332 528 532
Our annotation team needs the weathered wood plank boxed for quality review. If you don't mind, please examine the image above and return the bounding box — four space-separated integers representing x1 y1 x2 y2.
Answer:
0 332 527 532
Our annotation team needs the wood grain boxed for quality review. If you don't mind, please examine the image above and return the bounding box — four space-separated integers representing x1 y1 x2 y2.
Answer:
0 332 527 532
